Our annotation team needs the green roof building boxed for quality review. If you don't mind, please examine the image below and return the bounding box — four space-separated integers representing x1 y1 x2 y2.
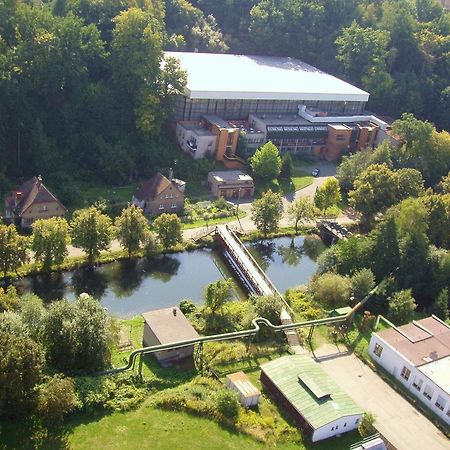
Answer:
260 355 363 442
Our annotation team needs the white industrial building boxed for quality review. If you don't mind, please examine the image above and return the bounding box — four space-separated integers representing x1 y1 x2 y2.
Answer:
369 315 450 425
166 51 391 163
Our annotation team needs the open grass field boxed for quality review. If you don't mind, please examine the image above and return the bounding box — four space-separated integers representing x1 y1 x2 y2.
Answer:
0 400 359 450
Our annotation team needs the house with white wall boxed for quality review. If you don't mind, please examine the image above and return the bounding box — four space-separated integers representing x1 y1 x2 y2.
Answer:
368 315 450 425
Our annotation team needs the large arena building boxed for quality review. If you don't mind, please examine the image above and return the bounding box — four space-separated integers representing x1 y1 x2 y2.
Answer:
167 51 391 163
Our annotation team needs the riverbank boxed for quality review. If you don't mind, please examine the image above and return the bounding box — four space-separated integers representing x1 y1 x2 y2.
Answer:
0 225 321 283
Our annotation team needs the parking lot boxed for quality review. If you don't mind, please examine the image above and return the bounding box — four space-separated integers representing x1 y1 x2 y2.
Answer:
316 351 449 450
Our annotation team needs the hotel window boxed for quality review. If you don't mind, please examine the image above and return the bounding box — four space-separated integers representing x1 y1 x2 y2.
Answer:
158 204 164 210
400 366 411 381
435 396 446 411
373 343 383 357
423 385 434 400
171 204 177 209
412 377 423 391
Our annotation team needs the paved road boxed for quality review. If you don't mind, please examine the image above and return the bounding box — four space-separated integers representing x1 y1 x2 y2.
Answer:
67 161 343 255
315 350 449 450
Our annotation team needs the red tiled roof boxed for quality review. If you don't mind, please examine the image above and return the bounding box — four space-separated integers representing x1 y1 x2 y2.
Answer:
133 173 174 201
376 316 450 366
6 176 66 216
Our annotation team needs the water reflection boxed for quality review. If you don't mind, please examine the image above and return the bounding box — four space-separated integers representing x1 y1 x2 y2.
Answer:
247 240 276 272
277 240 303 267
71 267 108 300
302 235 326 261
11 236 320 318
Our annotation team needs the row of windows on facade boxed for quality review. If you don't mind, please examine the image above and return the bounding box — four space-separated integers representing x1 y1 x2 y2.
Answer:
331 418 359 432
174 98 366 121
373 343 450 416
158 204 178 210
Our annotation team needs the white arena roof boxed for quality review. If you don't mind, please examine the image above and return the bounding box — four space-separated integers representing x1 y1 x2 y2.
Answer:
165 52 370 102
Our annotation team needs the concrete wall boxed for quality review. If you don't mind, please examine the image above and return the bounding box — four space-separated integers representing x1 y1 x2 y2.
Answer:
176 123 217 159
312 414 362 442
369 334 450 425
143 323 194 364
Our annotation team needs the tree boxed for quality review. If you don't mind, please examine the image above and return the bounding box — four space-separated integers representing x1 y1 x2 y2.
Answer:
350 269 375 303
36 375 78 426
388 290 416 325
336 21 390 84
0 224 29 278
439 171 450 194
32 217 71 270
310 273 351 308
19 294 45 342
252 294 284 340
314 177 341 212
431 288 449 321
279 152 293 179
393 197 428 239
115 204 150 258
0 285 19 312
420 194 450 248
336 144 393 193
369 217 400 281
204 279 234 318
358 412 377 438
70 206 113 265
42 295 112 373
0 328 45 417
396 168 424 199
251 190 282 237
287 198 316 234
153 213 182 251
349 164 398 225
111 7 163 133
250 141 281 181
235 131 248 159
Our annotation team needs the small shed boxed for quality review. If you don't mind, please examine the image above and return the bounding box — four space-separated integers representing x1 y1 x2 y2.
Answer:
329 306 352 318
142 307 199 366
226 371 260 407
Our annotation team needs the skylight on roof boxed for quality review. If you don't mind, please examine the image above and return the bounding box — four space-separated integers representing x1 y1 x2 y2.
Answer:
298 373 330 400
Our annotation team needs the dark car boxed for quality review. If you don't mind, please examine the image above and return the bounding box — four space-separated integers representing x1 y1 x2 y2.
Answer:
311 168 320 177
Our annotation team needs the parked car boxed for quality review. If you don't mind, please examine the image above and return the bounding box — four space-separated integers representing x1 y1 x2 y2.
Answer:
311 168 320 177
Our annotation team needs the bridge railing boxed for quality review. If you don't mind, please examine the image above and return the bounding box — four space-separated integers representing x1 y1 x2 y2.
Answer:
220 225 295 316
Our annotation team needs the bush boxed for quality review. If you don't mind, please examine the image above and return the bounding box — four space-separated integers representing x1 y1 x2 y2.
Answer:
358 412 377 437
75 374 147 413
179 299 197 315
36 375 78 426
309 272 351 308
216 390 240 422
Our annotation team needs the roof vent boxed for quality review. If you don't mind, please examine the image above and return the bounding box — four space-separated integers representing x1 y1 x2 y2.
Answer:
173 308 177 316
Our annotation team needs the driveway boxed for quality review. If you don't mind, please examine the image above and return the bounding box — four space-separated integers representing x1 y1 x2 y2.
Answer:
315 349 449 450
293 160 337 201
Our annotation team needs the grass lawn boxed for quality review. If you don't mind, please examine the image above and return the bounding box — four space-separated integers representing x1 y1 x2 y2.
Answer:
254 169 313 197
8 400 356 450
66 181 139 217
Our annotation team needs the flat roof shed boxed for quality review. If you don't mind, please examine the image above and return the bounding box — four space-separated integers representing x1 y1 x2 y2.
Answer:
260 355 363 442
142 307 199 366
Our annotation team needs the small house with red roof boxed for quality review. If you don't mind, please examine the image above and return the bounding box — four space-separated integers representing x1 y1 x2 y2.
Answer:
4 176 66 228
132 170 185 215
